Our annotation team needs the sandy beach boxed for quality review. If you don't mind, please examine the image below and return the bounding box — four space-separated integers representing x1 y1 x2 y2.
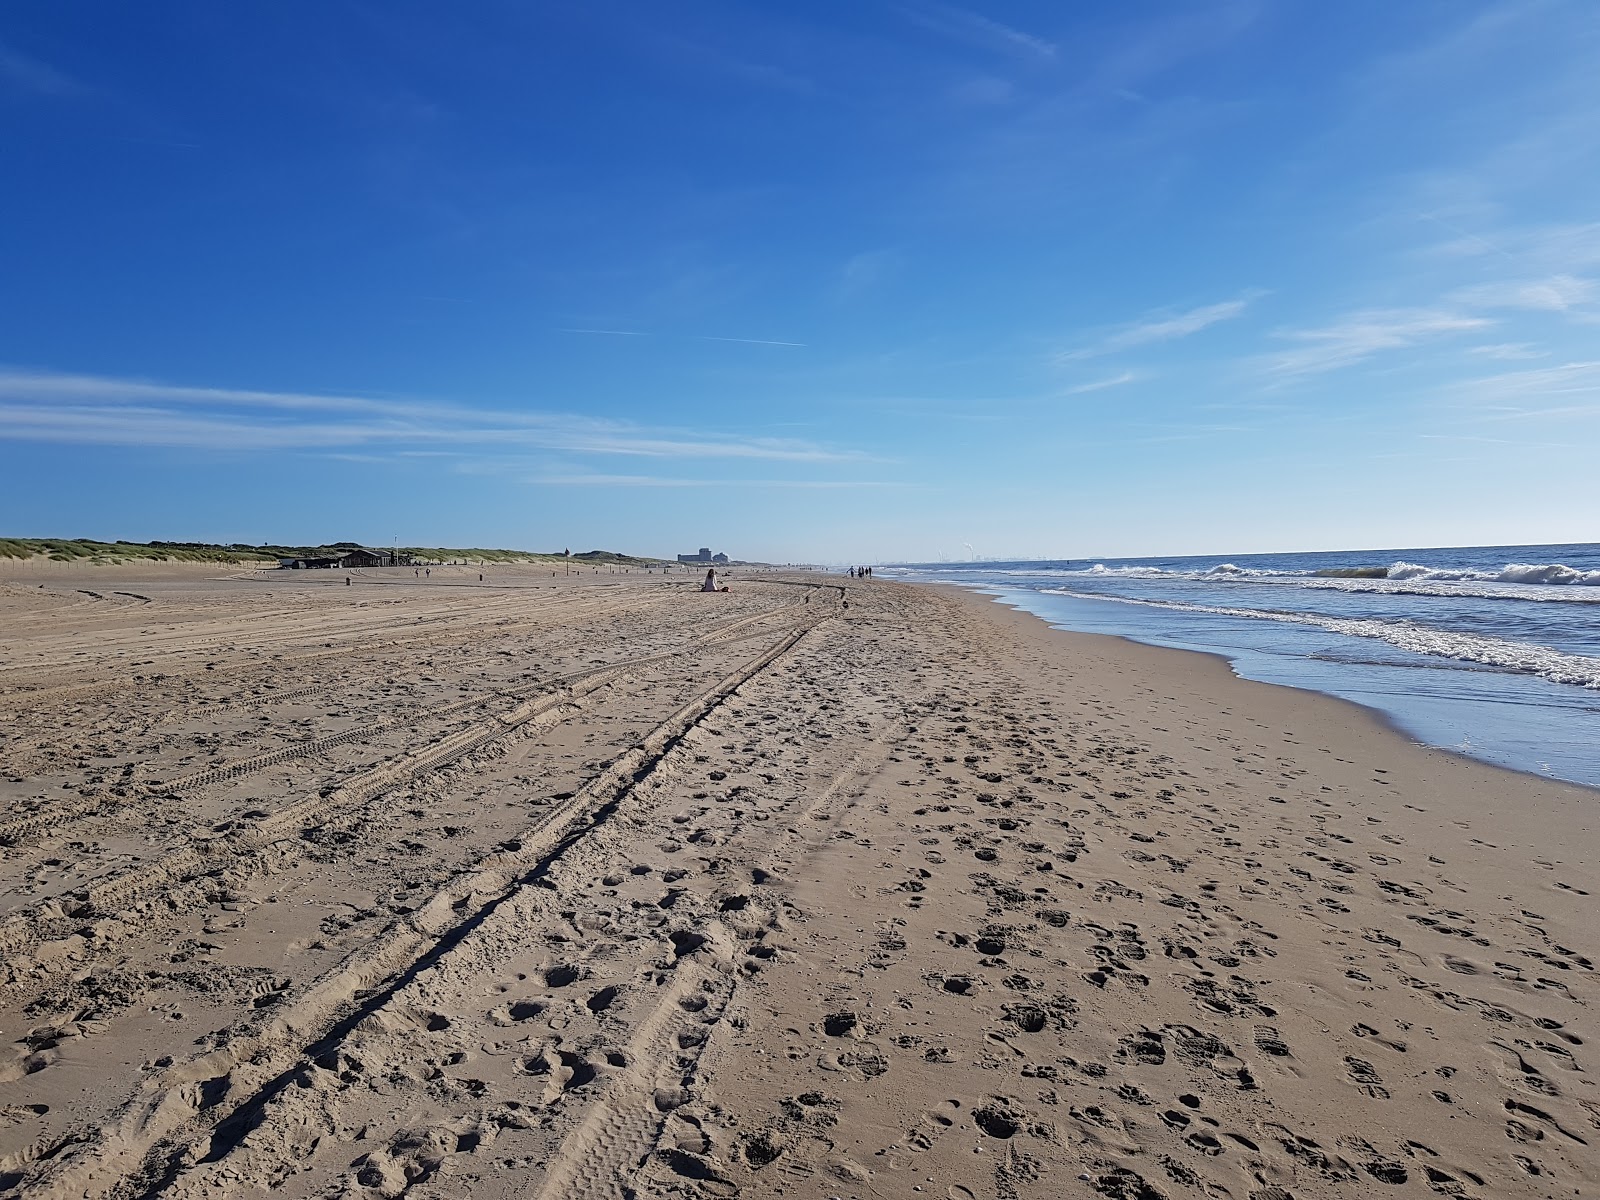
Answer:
0 565 1594 1200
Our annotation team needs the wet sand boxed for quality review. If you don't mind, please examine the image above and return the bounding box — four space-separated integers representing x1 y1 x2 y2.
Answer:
0 566 1594 1199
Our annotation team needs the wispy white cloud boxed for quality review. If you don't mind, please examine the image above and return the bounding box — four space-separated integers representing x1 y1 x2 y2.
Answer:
525 474 901 489
0 370 411 416
897 2 1056 61
116 135 202 151
1468 342 1548 361
0 368 861 461
1355 2 1600 216
0 42 86 98
643 30 816 96
1427 222 1600 271
1264 308 1492 377
560 329 806 346
1416 212 1520 264
696 335 807 347
1059 294 1257 361
866 5 1262 230
1445 360 1600 421
1449 274 1596 313
1062 371 1139 395
837 249 899 300
1416 433 1573 449
948 75 1017 108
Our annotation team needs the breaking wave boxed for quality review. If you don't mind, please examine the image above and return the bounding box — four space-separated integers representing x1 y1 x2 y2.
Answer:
981 559 1600 601
1295 575 1600 604
1384 560 1600 585
1037 588 1600 691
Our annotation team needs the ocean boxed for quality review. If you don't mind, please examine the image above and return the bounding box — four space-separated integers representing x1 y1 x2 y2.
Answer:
883 543 1600 790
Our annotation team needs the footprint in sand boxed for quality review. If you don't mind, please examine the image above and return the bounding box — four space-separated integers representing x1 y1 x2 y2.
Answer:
544 963 581 987
1352 1022 1407 1053
649 1147 738 1198
1117 1029 1166 1066
972 1098 1024 1140
821 1010 859 1038
1004 1003 1049 1034
1532 1016 1581 1044
818 1046 889 1080
739 1129 785 1170
908 1098 962 1150
1252 1024 1292 1059
1343 1055 1390 1099
885 1098 964 1168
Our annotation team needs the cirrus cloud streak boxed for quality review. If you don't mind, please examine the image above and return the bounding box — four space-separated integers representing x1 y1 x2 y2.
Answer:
0 368 865 462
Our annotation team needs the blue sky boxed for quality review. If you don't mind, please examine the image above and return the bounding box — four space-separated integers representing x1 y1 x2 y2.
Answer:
2 1 1597 562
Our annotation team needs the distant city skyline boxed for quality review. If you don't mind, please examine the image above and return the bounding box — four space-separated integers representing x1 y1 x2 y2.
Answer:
3 2 1597 560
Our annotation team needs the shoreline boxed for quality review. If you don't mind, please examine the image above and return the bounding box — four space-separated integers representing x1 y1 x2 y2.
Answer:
947 579 1600 798
929 580 1599 847
2 568 1594 1198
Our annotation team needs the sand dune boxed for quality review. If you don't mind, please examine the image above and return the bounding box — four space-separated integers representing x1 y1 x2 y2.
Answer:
0 566 1594 1199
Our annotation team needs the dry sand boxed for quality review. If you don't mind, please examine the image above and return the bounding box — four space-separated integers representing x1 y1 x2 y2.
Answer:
0 565 1594 1199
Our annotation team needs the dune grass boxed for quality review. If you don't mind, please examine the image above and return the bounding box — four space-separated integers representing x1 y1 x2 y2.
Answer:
0 538 280 565
0 537 667 566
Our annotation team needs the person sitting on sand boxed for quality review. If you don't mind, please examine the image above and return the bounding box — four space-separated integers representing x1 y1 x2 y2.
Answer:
701 568 718 592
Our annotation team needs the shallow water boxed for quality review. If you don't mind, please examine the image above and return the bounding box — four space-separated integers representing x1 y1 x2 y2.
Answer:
884 543 1600 789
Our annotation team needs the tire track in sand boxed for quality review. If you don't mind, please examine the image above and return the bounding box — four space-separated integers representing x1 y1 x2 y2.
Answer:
0 618 816 986
0 591 813 853
528 728 912 1200
0 585 640 709
14 624 816 1200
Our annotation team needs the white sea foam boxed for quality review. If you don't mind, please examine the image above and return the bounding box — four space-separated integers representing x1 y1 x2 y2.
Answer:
997 563 1293 579
1085 564 1171 577
972 558 1600 586
1385 560 1448 580
897 557 1600 604
1384 559 1600 585
984 559 1600 601
989 565 1174 579
1498 562 1600 585
1295 576 1600 604
1037 588 1600 690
